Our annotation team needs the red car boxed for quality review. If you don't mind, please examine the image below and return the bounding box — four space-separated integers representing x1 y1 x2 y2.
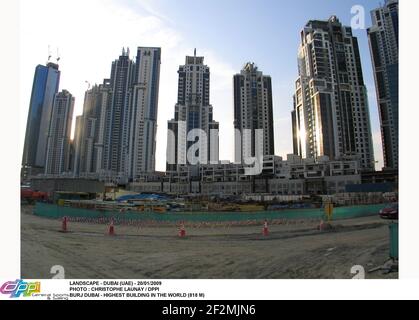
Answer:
379 203 399 220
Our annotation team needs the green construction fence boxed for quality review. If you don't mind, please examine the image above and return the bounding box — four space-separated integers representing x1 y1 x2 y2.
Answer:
33 202 388 223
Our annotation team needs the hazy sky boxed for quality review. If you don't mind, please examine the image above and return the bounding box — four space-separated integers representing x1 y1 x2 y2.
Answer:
20 0 384 171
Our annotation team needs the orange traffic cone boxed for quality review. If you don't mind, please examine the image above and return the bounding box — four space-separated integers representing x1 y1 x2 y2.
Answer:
179 222 186 238
263 220 269 236
61 216 68 233
108 220 115 236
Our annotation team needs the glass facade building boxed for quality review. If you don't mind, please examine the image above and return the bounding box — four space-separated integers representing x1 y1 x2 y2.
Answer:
22 62 60 176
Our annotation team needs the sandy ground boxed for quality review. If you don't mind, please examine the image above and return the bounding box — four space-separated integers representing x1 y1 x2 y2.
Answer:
21 205 398 279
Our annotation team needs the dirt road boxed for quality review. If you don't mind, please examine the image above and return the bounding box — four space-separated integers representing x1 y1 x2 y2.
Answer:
21 206 397 279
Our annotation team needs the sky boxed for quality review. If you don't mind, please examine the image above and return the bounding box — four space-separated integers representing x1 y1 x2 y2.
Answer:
19 0 384 171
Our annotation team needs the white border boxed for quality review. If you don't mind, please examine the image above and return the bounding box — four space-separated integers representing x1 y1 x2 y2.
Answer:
0 0 20 279
1 0 419 299
399 0 419 279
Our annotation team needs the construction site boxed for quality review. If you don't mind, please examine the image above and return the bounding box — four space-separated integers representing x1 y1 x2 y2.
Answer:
21 181 399 279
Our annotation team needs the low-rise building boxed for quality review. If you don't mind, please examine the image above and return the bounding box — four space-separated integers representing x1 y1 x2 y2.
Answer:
128 155 362 196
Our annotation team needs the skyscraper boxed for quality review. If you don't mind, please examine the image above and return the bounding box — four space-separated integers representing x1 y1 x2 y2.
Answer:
128 47 161 178
22 62 60 177
234 63 275 162
102 48 134 177
73 80 112 176
167 50 219 172
73 115 84 174
73 47 161 182
93 79 113 175
292 16 375 170
367 0 399 169
45 90 74 175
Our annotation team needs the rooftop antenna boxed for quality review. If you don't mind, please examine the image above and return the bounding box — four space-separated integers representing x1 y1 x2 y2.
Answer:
56 48 61 63
194 48 196 57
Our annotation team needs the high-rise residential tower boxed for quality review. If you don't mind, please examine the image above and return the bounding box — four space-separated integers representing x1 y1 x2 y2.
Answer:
128 47 161 178
167 50 219 172
234 63 275 162
367 0 399 169
102 48 134 177
45 90 74 175
73 115 84 174
22 62 60 177
73 80 112 176
292 16 375 170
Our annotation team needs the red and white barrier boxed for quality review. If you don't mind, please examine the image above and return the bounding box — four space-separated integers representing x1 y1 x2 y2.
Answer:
263 220 269 236
179 222 186 238
61 216 68 233
108 220 115 236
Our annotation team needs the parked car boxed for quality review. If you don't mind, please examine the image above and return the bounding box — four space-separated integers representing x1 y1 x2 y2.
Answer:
379 203 399 220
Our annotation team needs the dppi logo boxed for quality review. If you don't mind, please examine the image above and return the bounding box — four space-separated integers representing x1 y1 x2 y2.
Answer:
0 280 41 298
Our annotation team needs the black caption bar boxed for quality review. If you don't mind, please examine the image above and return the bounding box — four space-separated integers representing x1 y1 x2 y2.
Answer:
1 300 398 318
